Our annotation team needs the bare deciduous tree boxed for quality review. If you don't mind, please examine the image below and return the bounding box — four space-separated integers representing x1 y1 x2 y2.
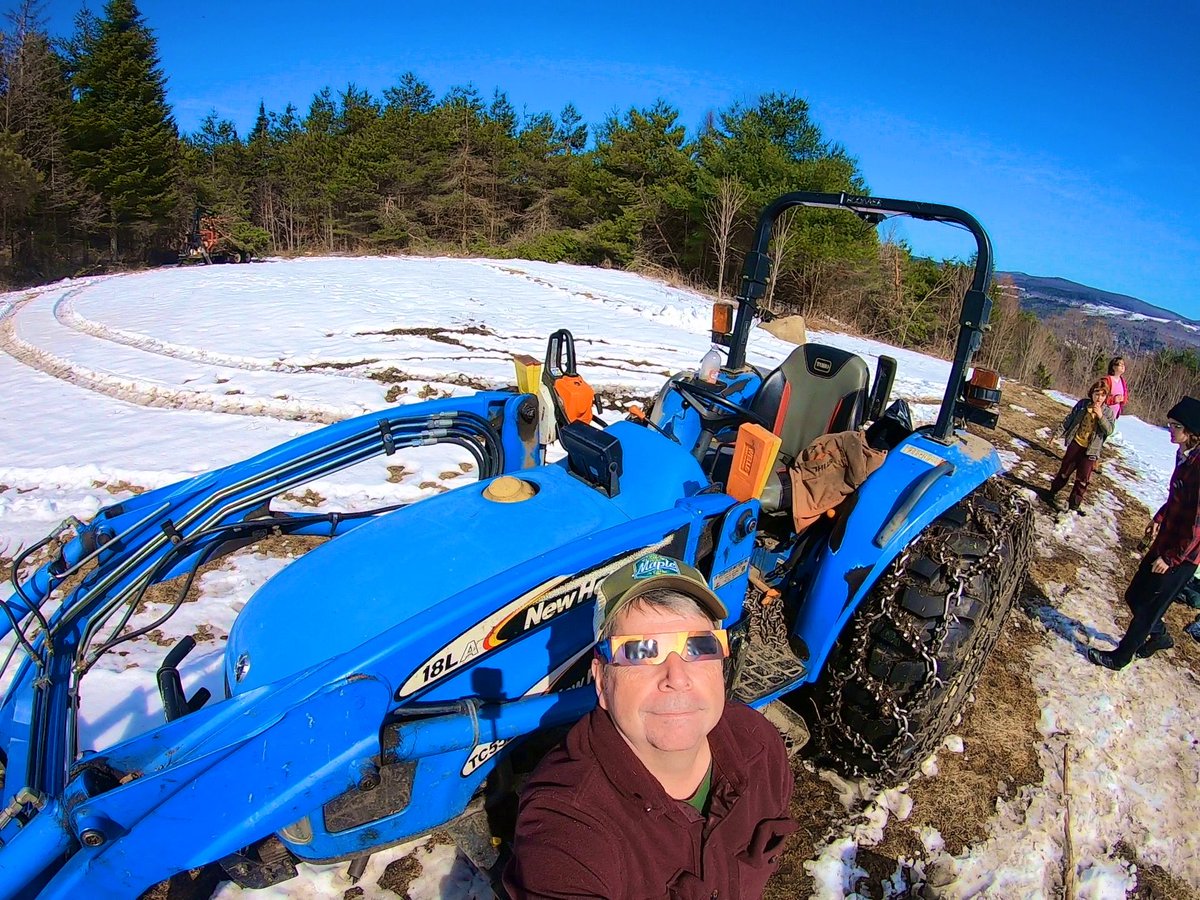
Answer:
704 176 748 297
765 208 799 315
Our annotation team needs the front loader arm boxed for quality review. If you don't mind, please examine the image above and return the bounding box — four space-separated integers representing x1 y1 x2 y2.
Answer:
1 673 390 899
0 393 540 893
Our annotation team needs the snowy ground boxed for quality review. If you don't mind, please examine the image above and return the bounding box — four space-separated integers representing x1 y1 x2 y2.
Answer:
0 257 1196 898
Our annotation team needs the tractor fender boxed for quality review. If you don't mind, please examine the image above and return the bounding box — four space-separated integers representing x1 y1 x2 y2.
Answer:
791 429 1002 678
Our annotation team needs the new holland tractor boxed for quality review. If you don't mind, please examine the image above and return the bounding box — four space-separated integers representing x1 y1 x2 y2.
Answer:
0 192 1031 897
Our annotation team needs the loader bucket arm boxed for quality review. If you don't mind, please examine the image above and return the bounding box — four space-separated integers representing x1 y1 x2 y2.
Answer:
725 191 993 442
0 392 540 857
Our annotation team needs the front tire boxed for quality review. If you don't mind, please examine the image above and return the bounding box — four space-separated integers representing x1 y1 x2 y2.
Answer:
798 478 1032 780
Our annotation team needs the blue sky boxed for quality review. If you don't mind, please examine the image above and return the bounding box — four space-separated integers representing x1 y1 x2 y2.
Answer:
43 0 1200 319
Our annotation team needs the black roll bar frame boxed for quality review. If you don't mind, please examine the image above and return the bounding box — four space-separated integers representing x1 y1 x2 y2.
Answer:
727 191 993 443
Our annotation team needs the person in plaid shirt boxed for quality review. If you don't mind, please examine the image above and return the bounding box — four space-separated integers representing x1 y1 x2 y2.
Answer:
1089 396 1200 669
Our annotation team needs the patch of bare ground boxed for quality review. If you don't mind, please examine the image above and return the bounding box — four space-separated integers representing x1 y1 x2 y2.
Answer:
1115 839 1200 900
91 479 147 495
281 488 325 507
387 464 410 482
377 831 456 897
300 358 380 371
371 367 492 394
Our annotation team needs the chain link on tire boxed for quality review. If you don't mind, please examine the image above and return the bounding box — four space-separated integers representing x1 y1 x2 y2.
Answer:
797 478 1033 781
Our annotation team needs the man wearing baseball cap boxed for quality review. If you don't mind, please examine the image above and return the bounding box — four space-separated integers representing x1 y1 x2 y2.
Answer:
504 552 796 899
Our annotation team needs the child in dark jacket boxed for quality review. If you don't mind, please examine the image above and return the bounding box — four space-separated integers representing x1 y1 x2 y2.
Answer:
1049 380 1116 513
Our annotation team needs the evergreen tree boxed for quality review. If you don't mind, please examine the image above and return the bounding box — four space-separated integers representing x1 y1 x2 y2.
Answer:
0 129 41 257
555 102 587 154
383 71 433 115
1 0 85 274
592 100 694 266
69 0 178 257
180 111 246 216
695 92 874 307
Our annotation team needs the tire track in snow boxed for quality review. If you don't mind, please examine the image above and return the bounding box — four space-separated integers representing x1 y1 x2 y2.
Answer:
53 285 316 374
0 314 357 423
49 283 527 387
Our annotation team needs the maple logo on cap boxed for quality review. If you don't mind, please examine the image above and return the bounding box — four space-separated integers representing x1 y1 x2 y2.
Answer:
632 554 680 580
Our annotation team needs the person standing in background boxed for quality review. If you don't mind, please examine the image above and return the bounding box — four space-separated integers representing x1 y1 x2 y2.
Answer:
1048 380 1116 514
1088 397 1200 669
1103 356 1128 420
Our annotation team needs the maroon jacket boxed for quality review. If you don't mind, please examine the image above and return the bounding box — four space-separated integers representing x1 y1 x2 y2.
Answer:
1152 446 1200 566
503 702 797 900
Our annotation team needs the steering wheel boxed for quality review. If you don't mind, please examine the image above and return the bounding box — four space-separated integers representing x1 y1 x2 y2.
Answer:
674 379 771 430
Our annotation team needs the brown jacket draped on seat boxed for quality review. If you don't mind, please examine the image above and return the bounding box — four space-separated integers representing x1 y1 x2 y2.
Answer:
788 430 886 533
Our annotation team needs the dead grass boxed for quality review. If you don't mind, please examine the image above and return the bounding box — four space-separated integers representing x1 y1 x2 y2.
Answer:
132 534 324 617
1115 839 1200 900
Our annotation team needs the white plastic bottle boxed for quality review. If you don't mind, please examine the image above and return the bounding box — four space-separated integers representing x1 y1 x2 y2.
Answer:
698 346 722 383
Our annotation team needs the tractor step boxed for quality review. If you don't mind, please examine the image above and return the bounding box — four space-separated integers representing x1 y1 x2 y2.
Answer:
445 799 504 899
730 637 807 706
759 700 811 757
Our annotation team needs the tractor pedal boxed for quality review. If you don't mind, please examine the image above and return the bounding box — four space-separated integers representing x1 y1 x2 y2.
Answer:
219 835 298 889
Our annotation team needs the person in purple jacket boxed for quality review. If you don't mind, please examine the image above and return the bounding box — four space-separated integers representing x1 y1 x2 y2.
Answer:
503 553 796 899
1089 396 1200 669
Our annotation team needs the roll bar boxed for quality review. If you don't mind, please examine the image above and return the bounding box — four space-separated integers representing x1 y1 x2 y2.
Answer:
727 191 993 442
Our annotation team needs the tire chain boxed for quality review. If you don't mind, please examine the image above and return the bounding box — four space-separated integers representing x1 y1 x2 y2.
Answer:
817 480 1032 781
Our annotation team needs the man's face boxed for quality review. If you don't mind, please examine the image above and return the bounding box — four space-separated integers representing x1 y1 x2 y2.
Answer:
591 603 725 762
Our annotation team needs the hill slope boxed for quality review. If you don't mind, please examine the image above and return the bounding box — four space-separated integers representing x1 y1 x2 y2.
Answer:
1001 271 1200 351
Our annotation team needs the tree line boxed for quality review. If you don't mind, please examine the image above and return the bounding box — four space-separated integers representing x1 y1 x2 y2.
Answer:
1 0 1193 424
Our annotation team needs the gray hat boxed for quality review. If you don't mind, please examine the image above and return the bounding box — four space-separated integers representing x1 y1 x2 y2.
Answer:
596 553 727 637
1168 397 1200 434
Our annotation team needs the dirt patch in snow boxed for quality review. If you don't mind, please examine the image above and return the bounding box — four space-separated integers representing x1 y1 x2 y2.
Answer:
1115 839 1200 900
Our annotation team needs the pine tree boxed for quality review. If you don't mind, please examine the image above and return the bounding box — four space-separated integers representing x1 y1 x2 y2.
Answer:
69 0 178 258
555 102 587 154
593 100 694 266
1 0 89 275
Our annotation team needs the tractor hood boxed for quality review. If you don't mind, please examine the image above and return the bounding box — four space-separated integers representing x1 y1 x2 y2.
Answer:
225 422 709 697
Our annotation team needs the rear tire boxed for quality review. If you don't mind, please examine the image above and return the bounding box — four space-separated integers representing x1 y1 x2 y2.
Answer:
797 478 1031 780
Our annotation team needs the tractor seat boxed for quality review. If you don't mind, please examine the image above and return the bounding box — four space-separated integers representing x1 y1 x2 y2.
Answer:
751 343 871 462
751 344 870 516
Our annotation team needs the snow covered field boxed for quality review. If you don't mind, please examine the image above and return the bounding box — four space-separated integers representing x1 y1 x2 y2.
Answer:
1 257 1196 898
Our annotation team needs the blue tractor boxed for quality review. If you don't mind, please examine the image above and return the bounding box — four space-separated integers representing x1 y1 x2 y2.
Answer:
0 192 1031 896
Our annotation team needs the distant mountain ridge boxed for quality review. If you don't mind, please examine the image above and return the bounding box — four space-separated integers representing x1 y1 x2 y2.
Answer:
998 272 1200 352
